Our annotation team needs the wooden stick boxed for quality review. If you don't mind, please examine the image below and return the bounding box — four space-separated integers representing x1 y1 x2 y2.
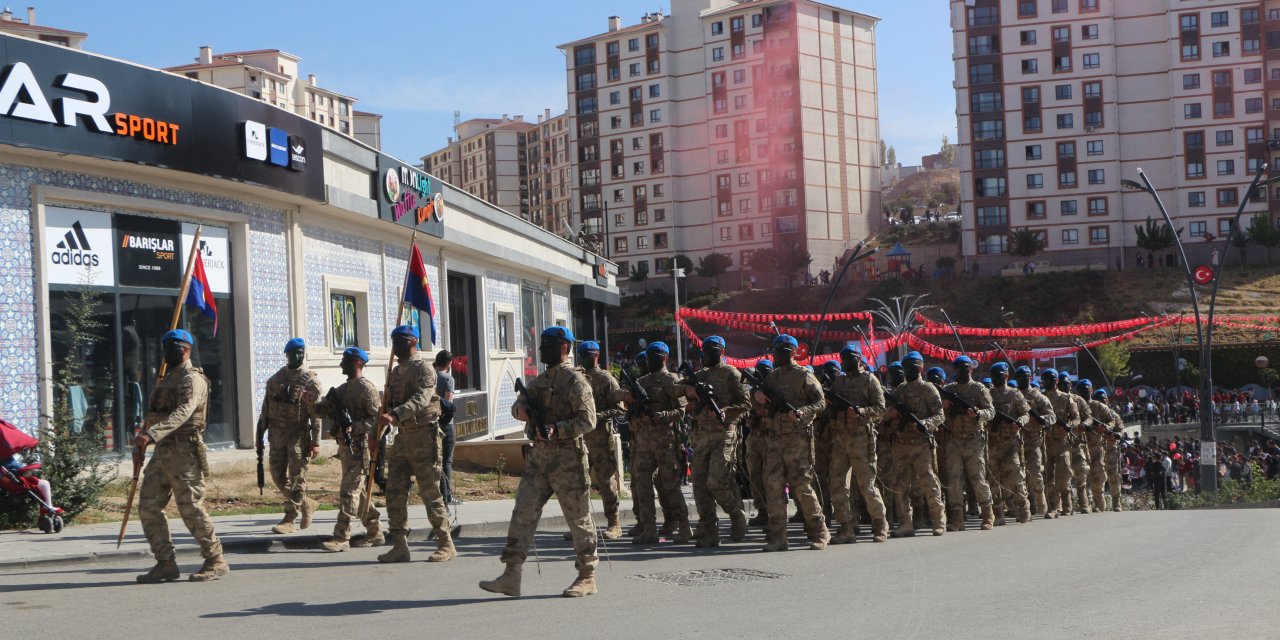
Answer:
117 226 202 549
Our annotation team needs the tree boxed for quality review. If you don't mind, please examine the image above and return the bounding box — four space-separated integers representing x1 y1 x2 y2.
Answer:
1008 227 1045 258
749 247 779 274
940 181 959 206
628 261 649 283
1230 224 1249 267
879 139 887 166
776 240 813 288
1258 367 1279 389
1094 342 1131 385
886 145 897 166
899 204 914 224
671 253 694 273
939 135 955 167
1246 214 1280 265
695 251 733 279
1134 217 1181 256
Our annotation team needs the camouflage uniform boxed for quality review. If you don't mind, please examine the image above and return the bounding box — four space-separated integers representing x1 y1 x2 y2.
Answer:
383 353 449 540
313 376 383 542
1042 387 1079 517
579 366 626 534
941 380 996 530
688 362 751 545
1020 386 1055 515
628 368 689 540
887 379 947 536
261 365 322 525
744 406 769 524
1069 393 1093 512
826 372 888 541
138 361 223 566
1103 426 1124 512
761 363 829 549
1085 399 1116 512
988 385 1032 523
499 363 599 571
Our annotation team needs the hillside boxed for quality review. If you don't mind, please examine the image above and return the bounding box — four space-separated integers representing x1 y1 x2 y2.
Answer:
882 167 960 214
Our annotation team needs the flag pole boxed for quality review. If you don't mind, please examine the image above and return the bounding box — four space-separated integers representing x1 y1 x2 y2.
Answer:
364 229 418 518
118 226 202 548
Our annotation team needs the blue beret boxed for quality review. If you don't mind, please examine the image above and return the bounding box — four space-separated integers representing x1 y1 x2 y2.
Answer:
1009 379 1019 389
1092 389 1108 400
1015 365 1032 375
889 361 903 370
1031 380 1041 388
541 326 575 342
925 366 946 380
822 360 841 371
981 377 992 385
704 335 726 349
903 351 924 363
647 341 669 354
391 325 419 341
342 347 370 363
578 340 600 352
990 362 1010 373
1077 378 1093 389
162 329 194 346
953 355 974 367
283 337 305 353
840 344 862 356
1040 368 1058 379
756 358 773 369
772 334 799 350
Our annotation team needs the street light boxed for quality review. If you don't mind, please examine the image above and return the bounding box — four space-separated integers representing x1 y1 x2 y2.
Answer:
672 265 686 366
1122 165 1280 491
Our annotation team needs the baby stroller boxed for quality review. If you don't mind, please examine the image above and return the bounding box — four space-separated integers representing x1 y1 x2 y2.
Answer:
1 418 64 533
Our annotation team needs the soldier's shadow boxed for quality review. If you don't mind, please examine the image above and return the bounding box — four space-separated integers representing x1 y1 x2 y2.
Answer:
202 596 560 617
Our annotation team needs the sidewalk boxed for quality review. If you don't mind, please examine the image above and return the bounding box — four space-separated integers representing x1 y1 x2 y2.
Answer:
0 496 638 571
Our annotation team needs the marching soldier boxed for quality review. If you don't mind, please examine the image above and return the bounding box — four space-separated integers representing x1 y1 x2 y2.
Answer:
624 342 691 544
685 336 751 547
1063 376 1093 514
307 347 383 551
1081 384 1118 513
377 325 454 563
1040 369 1078 518
258 338 322 534
924 366 948 525
826 345 889 543
755 335 829 551
986 363 1032 525
886 352 947 537
1014 366 1054 517
878 361 903 528
941 356 997 531
744 359 773 529
135 330 228 583
480 326 599 598
812 360 843 524
1103 416 1125 512
575 341 626 540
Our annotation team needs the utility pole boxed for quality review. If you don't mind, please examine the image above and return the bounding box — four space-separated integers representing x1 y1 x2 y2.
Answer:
673 266 685 366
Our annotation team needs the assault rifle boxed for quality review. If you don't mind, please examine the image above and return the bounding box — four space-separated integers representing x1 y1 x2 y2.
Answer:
255 414 265 495
514 379 552 440
677 362 725 424
883 389 930 437
619 366 656 420
325 387 356 458
741 368 797 417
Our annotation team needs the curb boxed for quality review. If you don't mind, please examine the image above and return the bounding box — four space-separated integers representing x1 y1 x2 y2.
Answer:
0 510 639 571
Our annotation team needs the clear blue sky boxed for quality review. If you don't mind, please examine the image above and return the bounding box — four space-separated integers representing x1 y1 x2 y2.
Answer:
30 0 955 165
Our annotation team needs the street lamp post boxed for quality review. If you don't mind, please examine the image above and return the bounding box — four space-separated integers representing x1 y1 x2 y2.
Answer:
673 265 685 366
1122 165 1280 492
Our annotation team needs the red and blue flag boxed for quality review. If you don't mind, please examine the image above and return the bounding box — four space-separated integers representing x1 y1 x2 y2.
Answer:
186 250 218 336
404 242 437 344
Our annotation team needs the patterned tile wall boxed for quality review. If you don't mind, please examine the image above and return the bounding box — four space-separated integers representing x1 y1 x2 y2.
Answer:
485 272 520 351
552 287 571 325
300 224 386 349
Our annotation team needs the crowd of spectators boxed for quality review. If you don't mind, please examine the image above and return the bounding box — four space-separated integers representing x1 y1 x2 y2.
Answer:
1119 435 1280 508
1115 388 1277 427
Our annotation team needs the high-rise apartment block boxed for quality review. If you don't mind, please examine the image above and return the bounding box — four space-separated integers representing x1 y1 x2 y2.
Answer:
561 0 881 282
164 47 382 149
954 0 1276 269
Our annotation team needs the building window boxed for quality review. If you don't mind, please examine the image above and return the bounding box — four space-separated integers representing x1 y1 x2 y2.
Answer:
630 63 641 77
1082 24 1098 40
1062 229 1079 245
1055 84 1072 100
1027 201 1047 219
1054 55 1071 72
1061 200 1078 215
1088 197 1107 215
654 233 667 249
1089 226 1109 245
712 47 724 61
1246 98 1263 113
970 35 1000 55
636 236 649 249
1083 81 1101 98
629 38 640 52
976 177 1007 197
1088 169 1105 184
1024 116 1042 133
1183 73 1200 89
1181 14 1199 32
1213 70 1232 87
1026 145 1042 160
1246 127 1264 143
970 64 997 84
974 119 1005 140
576 96 597 115
975 149 1006 169
1182 44 1200 61
1216 130 1233 146
1083 53 1100 69
1217 188 1238 206
1052 0 1067 13
575 47 596 67
1189 221 1207 237
1021 30 1038 46
649 84 661 98
1027 173 1045 189
606 41 619 57
734 95 747 109
734 69 746 84
1059 171 1077 187
1086 140 1103 155
1053 26 1070 43
1019 0 1037 18
330 293 360 349
1244 68 1262 84
738 224 753 240
969 6 998 27
633 161 646 174
739 198 752 212
647 34 659 48
1245 38 1260 54
976 206 1008 226
712 21 723 35
649 109 662 123
609 91 620 105
1212 41 1230 57
973 91 1004 113
1056 113 1074 129
1217 159 1235 176
715 124 728 139
1210 11 1228 28
720 227 732 241
1218 219 1235 236
978 234 1008 255
1184 103 1202 119
634 210 648 226
1186 162 1205 179
717 150 729 164
649 59 660 74
1058 141 1076 158
1243 8 1259 24
1188 192 1206 208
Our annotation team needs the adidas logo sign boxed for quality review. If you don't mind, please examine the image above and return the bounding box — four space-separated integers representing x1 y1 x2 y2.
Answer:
51 221 100 267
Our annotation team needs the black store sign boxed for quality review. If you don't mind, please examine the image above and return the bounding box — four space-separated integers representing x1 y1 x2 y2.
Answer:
0 34 325 201
375 153 444 238
115 214 181 288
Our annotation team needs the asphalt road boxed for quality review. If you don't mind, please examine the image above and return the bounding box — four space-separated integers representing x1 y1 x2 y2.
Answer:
1 508 1275 639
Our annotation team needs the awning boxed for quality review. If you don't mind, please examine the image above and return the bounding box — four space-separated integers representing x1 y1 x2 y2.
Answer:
571 284 620 306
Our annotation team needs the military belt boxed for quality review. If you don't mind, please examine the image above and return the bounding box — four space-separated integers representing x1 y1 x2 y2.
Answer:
398 419 438 433
163 432 203 443
531 437 579 449
949 430 984 439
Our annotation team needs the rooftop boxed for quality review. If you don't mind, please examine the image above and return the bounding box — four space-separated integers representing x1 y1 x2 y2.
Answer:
558 17 664 49
0 6 85 36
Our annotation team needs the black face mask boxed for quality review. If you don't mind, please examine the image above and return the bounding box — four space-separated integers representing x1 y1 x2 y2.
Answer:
888 370 904 387
702 346 722 368
992 370 1008 387
286 349 305 369
539 338 566 366
340 358 356 378
904 362 922 382
954 366 972 384
647 354 666 373
392 338 415 360
581 352 599 370
772 347 794 366
163 343 187 367
1014 373 1030 389
841 355 863 376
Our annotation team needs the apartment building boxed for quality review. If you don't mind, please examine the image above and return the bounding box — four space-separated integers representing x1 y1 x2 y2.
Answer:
561 0 881 283
421 115 538 219
526 110 574 234
953 0 1276 270
0 6 85 49
164 47 382 149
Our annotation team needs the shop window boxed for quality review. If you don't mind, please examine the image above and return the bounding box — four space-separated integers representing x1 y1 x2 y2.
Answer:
448 272 481 390
330 293 360 349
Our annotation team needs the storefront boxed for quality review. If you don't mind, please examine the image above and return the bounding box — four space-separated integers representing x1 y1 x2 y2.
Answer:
0 34 618 449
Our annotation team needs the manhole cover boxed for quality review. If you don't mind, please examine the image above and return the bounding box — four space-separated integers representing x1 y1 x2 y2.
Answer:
629 568 787 587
